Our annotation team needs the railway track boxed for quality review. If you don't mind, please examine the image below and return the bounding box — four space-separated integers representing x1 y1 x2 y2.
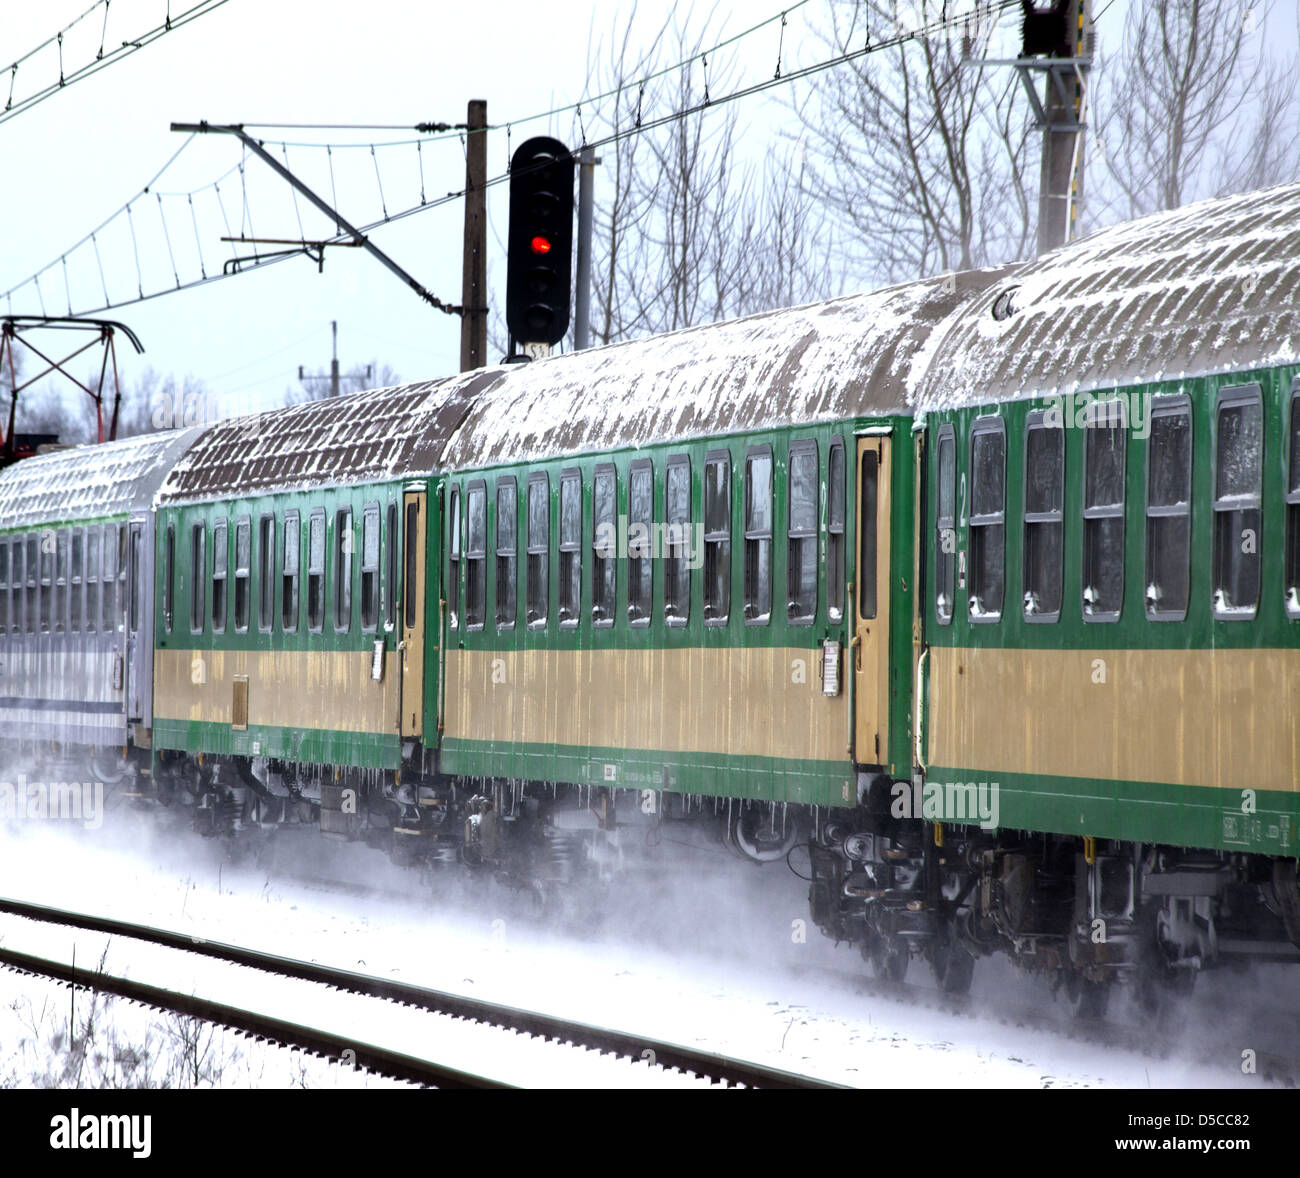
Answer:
266 861 1300 1085
0 896 840 1089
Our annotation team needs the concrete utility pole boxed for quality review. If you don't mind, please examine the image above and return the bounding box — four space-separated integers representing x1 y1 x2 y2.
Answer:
330 319 340 398
969 2 1093 256
299 321 368 398
1036 0 1092 254
460 99 488 372
573 147 599 352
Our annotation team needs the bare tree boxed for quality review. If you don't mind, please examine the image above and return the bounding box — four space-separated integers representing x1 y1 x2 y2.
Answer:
1090 0 1300 223
586 4 665 345
792 0 1036 287
577 6 837 346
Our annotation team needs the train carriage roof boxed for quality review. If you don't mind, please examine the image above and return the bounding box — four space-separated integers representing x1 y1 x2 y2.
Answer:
913 181 1300 412
440 268 1007 470
0 427 202 530
155 369 502 505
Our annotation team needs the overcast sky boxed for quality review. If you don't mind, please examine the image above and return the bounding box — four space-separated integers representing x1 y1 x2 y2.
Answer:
1 0 1139 431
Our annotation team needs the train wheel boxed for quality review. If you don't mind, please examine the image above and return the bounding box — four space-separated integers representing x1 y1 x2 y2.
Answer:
1132 904 1194 1017
870 937 909 984
725 804 800 864
90 749 130 786
1064 970 1110 1019
929 929 976 995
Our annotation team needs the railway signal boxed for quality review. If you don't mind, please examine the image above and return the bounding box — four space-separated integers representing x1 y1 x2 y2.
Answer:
506 136 575 353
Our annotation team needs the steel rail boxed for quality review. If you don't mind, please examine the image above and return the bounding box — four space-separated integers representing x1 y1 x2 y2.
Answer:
0 896 840 1089
0 944 504 1089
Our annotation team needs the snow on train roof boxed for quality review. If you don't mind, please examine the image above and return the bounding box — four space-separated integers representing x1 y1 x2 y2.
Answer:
0 427 202 530
913 182 1300 412
441 268 1008 470
156 369 502 504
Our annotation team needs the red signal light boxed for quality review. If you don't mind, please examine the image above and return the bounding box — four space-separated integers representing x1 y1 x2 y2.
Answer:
530 235 552 255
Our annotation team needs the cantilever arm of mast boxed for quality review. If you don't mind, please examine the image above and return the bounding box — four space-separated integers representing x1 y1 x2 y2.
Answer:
170 121 462 315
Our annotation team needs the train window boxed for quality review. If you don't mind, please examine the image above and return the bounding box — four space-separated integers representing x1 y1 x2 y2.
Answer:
14 538 23 635
628 461 653 625
161 524 174 635
1285 386 1299 619
859 451 878 619
70 530 83 634
11 538 19 635
38 532 52 633
17 539 28 635
935 427 956 625
190 522 206 633
55 529 68 634
282 512 300 633
703 452 730 626
308 510 326 632
1145 399 1192 621
448 485 461 631
465 485 486 631
10 538 22 635
558 470 581 628
828 439 846 623
129 529 141 634
1082 401 1126 622
362 503 382 632
334 508 352 633
6 539 16 635
496 477 517 630
211 519 228 633
385 502 399 630
404 501 418 630
118 525 129 633
788 441 818 624
592 466 616 627
258 515 275 633
665 457 690 626
1213 384 1263 620
0 540 8 636
1023 413 1064 623
526 473 549 628
102 528 116 634
85 527 98 634
26 535 38 633
969 418 1006 622
744 446 773 625
233 516 251 633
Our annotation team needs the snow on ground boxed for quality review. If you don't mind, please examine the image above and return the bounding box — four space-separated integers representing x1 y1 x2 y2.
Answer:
0 802 1290 1089
0 956 410 1089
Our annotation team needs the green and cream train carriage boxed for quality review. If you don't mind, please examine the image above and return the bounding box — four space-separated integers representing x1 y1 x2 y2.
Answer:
897 184 1300 1001
25 180 1299 1002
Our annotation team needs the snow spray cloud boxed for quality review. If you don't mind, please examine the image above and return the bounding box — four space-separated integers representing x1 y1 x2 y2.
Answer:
0 774 104 829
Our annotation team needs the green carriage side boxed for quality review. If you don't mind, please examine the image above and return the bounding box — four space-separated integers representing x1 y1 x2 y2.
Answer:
914 184 1300 857
432 271 1003 808
153 479 416 770
148 378 493 774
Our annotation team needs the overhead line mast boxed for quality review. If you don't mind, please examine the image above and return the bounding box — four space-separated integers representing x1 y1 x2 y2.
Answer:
170 121 463 316
976 0 1093 254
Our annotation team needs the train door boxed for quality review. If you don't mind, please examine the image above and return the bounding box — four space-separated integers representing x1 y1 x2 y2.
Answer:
400 489 427 737
853 435 891 767
125 519 146 721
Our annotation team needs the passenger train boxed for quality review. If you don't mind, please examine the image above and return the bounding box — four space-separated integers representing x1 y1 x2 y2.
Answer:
2 182 1298 1014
